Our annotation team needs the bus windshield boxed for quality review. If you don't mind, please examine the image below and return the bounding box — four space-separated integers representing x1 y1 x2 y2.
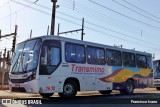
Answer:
11 39 41 74
153 60 160 78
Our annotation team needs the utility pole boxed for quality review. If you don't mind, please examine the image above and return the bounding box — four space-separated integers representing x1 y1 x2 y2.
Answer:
0 25 17 39
0 25 17 53
58 18 85 41
12 25 18 53
50 0 57 35
81 18 84 41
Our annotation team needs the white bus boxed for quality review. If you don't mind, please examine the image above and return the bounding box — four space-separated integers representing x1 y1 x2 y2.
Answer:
9 35 153 98
153 60 160 90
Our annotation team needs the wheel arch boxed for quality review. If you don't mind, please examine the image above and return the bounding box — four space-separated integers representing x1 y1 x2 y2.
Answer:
64 77 80 91
127 78 135 87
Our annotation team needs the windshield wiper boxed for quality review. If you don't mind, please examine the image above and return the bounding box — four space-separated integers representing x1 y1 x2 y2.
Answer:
24 41 38 71
11 52 16 63
11 42 26 73
11 53 21 73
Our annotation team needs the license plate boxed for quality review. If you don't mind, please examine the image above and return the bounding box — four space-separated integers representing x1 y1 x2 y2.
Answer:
15 84 20 88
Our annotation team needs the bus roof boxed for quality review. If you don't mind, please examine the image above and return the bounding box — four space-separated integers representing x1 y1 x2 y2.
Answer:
21 35 152 56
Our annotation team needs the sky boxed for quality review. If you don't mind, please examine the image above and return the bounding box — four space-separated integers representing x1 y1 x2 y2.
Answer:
0 0 160 59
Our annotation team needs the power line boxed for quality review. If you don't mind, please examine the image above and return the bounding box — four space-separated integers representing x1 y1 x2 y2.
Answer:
61 0 140 33
0 2 9 8
61 0 160 42
34 0 39 3
1 0 159 53
122 0 160 20
0 0 38 21
9 0 160 51
112 0 160 24
9 1 12 33
3 0 160 44
26 0 158 43
10 0 160 52
22 0 160 48
89 0 160 31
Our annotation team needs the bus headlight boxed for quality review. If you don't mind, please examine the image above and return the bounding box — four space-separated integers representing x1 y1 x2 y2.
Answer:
27 71 36 81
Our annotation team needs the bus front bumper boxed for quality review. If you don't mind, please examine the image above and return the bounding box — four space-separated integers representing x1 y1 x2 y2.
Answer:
8 79 39 93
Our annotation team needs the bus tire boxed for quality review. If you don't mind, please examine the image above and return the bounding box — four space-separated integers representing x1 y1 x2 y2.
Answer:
156 87 160 90
120 80 135 95
99 90 112 94
40 93 54 98
58 80 78 98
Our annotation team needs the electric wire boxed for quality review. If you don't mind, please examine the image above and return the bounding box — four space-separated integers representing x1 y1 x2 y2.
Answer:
89 0 160 31
10 0 160 52
112 0 160 24
122 0 160 20
21 0 160 48
61 0 160 41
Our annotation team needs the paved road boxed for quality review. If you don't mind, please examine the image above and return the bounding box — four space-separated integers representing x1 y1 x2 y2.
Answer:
1 88 160 107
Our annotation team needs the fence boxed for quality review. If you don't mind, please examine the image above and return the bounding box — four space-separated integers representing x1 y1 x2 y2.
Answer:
0 50 11 90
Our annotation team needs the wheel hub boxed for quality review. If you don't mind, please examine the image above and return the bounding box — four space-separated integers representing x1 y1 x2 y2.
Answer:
64 84 73 95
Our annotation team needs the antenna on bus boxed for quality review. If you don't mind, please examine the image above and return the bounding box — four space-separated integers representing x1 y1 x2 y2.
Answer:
114 44 123 48
47 25 50 35
131 48 135 51
57 23 60 36
153 53 155 59
30 30 32 38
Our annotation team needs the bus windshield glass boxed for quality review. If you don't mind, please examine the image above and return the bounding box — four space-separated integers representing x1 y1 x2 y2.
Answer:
153 60 160 78
11 39 41 73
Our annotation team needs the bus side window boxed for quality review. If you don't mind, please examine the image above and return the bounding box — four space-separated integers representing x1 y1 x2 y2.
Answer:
87 46 105 65
106 49 122 66
136 54 147 68
122 52 135 67
65 43 85 63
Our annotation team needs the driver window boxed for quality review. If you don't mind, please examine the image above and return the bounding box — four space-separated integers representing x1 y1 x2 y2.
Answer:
48 47 60 65
40 40 61 75
41 46 48 65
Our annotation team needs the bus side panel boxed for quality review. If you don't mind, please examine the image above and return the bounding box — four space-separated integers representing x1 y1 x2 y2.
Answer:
56 63 113 91
99 66 153 90
39 74 65 93
133 72 153 88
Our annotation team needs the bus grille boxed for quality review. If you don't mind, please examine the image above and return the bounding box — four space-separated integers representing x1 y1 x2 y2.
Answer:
12 87 26 92
154 84 160 87
11 79 27 83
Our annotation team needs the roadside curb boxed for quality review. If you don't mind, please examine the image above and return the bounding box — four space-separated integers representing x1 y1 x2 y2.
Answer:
0 90 40 99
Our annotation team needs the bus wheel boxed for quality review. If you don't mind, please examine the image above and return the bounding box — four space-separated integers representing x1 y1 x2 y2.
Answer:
156 87 160 90
120 80 135 95
40 93 54 98
99 90 112 94
59 80 78 98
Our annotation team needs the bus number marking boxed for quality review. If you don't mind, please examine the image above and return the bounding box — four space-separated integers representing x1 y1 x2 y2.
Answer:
46 86 55 91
